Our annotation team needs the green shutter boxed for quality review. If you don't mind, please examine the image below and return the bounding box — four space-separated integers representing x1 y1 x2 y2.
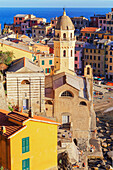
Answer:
42 60 44 65
22 137 29 153
22 139 26 153
26 137 29 152
22 159 30 170
45 68 47 74
49 60 52 65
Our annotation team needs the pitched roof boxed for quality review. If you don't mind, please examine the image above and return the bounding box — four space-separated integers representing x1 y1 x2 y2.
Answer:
7 57 44 73
0 110 24 138
81 27 99 32
14 14 27 18
0 110 60 138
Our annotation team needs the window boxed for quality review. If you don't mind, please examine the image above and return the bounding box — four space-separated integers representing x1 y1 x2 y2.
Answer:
106 51 108 55
70 33 72 38
23 99 28 110
87 55 89 59
87 67 90 75
80 101 87 106
71 50 73 57
63 50 66 57
22 137 29 153
75 57 78 61
62 115 69 124
45 68 51 73
90 55 92 60
90 49 92 53
49 60 52 65
98 56 100 60
86 49 88 53
42 60 44 65
94 49 96 53
98 63 100 68
21 80 30 85
94 56 96 60
110 66 112 70
75 64 77 67
110 51 112 55
42 31 44 34
19 18 22 20
63 33 66 39
61 91 73 97
22 158 30 170
98 50 100 54
39 31 40 34
110 58 112 63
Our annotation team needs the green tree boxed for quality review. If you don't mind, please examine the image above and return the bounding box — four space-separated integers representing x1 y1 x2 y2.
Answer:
0 51 13 65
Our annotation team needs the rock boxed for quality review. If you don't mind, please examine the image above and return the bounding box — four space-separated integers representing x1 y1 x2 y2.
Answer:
102 142 107 148
105 123 109 127
106 131 110 134
98 133 104 137
100 129 104 133
107 151 113 161
103 148 108 152
110 135 113 140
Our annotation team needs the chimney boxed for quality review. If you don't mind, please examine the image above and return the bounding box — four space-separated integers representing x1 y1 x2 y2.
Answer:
112 8 113 12
1 126 6 134
28 108 33 118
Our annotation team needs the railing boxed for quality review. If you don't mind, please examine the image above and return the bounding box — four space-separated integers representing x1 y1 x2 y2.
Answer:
53 37 75 41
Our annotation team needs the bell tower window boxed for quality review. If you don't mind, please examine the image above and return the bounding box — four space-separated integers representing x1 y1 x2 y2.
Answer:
63 33 66 39
63 50 66 57
71 50 73 57
70 33 72 38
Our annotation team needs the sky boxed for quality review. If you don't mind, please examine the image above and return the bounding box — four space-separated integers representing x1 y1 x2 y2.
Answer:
0 0 113 7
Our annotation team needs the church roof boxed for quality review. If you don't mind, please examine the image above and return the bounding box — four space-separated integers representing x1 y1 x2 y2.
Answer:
56 9 74 30
7 57 43 73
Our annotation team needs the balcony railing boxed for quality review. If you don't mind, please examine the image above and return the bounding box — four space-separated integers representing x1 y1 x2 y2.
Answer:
53 37 76 41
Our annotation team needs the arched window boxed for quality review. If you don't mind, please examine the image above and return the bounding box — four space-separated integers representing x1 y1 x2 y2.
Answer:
70 33 72 38
61 91 73 97
57 33 59 37
67 26 69 30
71 50 73 57
21 80 30 85
87 67 90 75
63 50 66 57
79 101 87 106
45 100 53 105
63 33 66 39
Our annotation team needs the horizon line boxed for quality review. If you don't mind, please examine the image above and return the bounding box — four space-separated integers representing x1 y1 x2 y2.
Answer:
0 6 112 8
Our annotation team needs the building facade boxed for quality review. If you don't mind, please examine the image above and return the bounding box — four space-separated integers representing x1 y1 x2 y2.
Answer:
0 110 59 170
6 57 45 115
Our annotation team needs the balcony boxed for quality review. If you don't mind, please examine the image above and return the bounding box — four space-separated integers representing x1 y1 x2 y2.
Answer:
53 37 76 41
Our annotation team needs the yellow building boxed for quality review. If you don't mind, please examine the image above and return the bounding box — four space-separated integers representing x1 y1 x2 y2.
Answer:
84 39 109 76
0 40 34 61
53 9 76 75
0 110 60 170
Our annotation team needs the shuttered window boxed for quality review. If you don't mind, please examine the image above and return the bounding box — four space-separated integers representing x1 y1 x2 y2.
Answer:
22 158 30 170
22 137 29 153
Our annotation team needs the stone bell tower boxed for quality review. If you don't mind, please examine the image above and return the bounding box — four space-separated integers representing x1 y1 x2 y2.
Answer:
84 65 93 101
53 9 76 75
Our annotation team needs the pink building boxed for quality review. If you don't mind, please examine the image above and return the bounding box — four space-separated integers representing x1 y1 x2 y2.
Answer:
75 41 85 75
98 18 106 31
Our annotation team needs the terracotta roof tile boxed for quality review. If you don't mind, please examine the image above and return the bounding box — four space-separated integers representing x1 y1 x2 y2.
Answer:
81 27 98 32
0 111 23 138
8 111 28 122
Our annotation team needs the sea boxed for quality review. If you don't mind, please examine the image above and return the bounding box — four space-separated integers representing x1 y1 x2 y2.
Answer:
0 7 111 30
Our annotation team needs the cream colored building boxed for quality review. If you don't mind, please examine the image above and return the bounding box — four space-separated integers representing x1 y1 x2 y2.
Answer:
53 9 76 75
6 57 45 115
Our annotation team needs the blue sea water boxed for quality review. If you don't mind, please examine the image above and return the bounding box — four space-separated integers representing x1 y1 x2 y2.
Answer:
0 8 111 30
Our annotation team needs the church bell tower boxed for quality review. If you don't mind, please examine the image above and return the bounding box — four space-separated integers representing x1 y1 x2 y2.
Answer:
54 9 76 75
